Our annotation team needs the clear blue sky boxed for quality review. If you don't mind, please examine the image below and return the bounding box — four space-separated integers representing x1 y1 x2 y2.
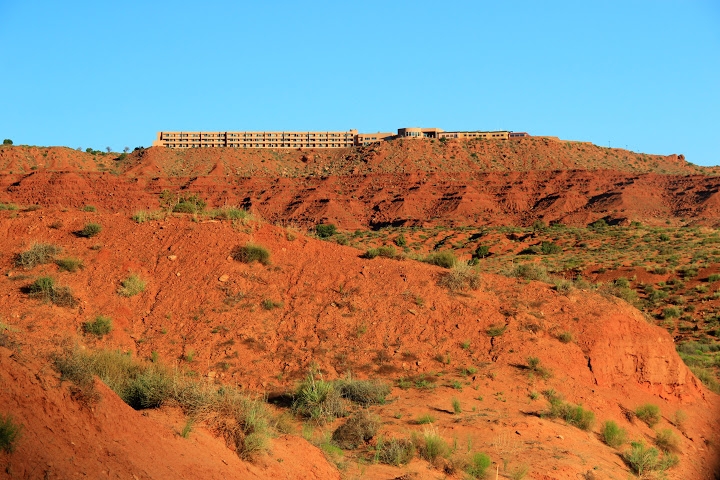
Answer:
1 1 718 165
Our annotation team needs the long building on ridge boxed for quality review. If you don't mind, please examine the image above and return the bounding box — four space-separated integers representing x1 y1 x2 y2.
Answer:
152 127 530 149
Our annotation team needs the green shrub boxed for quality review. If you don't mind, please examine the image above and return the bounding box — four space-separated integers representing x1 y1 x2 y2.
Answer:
261 299 283 310
655 428 680 453
557 331 573 343
2 139 12 145
331 410 380 449
375 437 415 466
393 234 407 247
210 207 250 221
623 440 678 476
292 369 347 422
118 274 146 297
465 452 491 479
662 306 681 319
414 414 435 424
83 205 97 212
84 315 113 338
601 420 626 448
77 223 102 238
451 397 461 414
540 241 562 254
54 348 271 459
509 263 549 282
363 245 397 259
15 243 61 269
231 243 271 265
0 203 19 210
423 250 457 268
131 210 165 223
473 245 491 259
26 276 77 307
635 403 661 427
486 324 506 337
335 377 390 406
438 263 481 292
689 366 720 394
315 223 337 238
708 273 720 282
414 427 450 463
546 398 594 430
55 257 84 272
172 194 206 213
0 414 22 453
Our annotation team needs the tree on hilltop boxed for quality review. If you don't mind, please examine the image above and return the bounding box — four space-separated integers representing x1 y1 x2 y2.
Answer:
2 139 12 145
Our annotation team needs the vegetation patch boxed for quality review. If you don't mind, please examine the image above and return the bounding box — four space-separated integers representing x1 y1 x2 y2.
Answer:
0 414 22 453
131 210 165 223
622 440 678 477
331 410 379 449
83 315 113 338
55 257 84 272
362 245 397 259
315 223 337 238
118 274 146 297
635 403 661 427
231 243 271 265
600 420 626 448
15 243 61 269
77 223 102 238
438 262 481 292
423 250 457 268
54 348 272 459
26 276 77 307
544 393 594 430
374 437 415 466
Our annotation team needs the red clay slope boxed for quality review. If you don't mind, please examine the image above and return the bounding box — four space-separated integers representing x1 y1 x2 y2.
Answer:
1 140 719 228
1 209 718 479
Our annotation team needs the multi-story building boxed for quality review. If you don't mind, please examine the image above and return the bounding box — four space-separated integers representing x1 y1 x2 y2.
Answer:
153 127 528 148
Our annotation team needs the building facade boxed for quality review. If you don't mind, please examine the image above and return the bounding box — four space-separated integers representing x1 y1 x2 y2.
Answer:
153 127 527 148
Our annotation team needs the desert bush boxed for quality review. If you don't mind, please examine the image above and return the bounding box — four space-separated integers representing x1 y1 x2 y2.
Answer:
413 427 450 464
26 276 77 307
15 242 61 269
708 273 720 282
209 207 250 221
465 452 492 479
451 397 461 414
393 234 407 247
486 324 506 337
473 245 491 259
292 369 347 422
83 205 96 212
601 420 626 448
375 437 415 466
655 428 680 453
540 241 562 254
335 377 390 406
231 243 271 265
0 414 22 453
172 194 206 213
546 398 594 430
623 440 678 476
508 263 549 282
315 223 337 238
424 250 457 268
527 356 552 379
414 414 436 424
83 315 113 338
662 307 681 319
55 257 84 272
688 366 720 394
54 348 270 459
77 223 102 238
131 210 165 223
363 245 397 259
0 203 19 210
261 299 282 310
557 331 574 343
635 403 661 427
438 262 481 292
118 274 146 297
331 410 380 449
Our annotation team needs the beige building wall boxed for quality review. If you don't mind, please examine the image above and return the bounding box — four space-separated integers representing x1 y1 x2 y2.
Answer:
154 130 358 149
153 128 525 148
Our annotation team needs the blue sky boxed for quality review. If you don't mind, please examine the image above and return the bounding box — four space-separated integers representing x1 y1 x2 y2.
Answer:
1 1 718 165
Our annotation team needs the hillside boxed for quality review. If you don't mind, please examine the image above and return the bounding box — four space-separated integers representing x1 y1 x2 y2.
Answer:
0 140 719 230
0 209 719 479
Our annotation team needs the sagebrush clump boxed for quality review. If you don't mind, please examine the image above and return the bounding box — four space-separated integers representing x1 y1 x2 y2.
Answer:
118 274 146 297
15 243 61 269
231 243 271 265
